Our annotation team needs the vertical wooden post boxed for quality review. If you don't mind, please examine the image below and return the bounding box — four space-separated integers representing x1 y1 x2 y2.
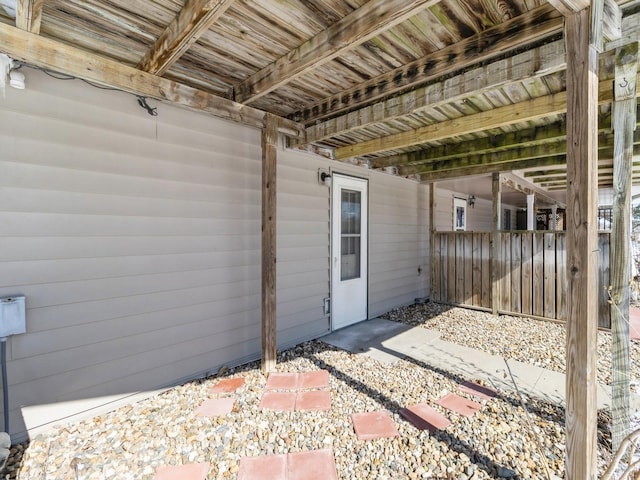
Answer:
261 114 278 374
429 183 436 300
491 172 501 314
526 194 536 230
565 8 599 480
551 205 558 231
611 41 638 451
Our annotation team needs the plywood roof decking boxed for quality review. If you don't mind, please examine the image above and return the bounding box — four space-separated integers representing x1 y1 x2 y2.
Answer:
0 0 638 196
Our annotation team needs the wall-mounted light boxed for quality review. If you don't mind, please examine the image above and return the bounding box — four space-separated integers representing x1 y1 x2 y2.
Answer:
318 169 331 187
0 54 25 96
9 70 24 89
468 195 476 208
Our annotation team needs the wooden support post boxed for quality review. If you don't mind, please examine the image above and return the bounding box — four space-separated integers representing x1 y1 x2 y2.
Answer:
565 8 600 480
611 41 638 451
491 172 501 314
261 114 278 374
551 205 558 231
527 194 536 230
429 183 436 300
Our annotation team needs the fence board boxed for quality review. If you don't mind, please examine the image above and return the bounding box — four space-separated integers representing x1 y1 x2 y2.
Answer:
481 233 491 308
433 233 442 302
464 235 473 304
533 233 544 317
511 233 522 313
598 233 611 328
500 233 512 312
543 233 556 319
556 232 567 320
472 233 482 306
521 233 533 315
447 234 456 304
456 235 465 303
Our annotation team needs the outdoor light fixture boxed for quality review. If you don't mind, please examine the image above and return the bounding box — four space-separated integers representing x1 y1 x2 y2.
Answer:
319 170 332 187
468 195 476 208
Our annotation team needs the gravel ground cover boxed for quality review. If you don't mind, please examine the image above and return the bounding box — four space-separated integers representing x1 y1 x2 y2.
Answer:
4 304 625 479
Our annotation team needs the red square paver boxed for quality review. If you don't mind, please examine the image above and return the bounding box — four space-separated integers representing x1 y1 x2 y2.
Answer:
436 393 482 417
296 390 331 411
238 454 287 480
153 463 210 480
459 381 497 401
259 391 297 411
195 398 235 417
288 449 338 480
351 411 398 440
265 373 299 391
209 377 245 394
298 370 329 390
399 403 451 433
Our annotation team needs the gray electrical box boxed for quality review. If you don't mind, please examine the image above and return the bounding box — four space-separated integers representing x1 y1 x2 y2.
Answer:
0 296 26 337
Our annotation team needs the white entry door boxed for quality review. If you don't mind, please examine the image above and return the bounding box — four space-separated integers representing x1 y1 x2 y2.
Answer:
331 174 368 330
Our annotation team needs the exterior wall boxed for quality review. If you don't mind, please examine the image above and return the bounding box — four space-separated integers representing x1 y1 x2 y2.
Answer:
434 187 517 232
0 69 428 441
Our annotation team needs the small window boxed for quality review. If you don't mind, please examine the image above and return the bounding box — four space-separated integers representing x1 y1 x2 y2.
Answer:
503 209 511 230
453 197 466 231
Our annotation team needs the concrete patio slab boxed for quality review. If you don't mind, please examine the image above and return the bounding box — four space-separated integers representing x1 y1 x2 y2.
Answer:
399 403 451 433
299 370 329 390
259 392 297 411
296 391 331 411
436 393 482 417
153 463 210 480
265 373 299 391
459 381 497 400
194 398 235 417
287 449 338 480
351 411 398 440
238 454 287 480
209 377 245 395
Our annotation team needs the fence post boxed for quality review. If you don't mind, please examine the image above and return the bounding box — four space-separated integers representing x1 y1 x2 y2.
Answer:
491 172 501 314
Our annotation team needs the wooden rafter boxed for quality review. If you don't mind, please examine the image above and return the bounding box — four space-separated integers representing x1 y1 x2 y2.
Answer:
234 0 440 104
305 36 566 144
16 0 44 34
334 73 640 160
294 4 563 125
138 0 237 76
0 23 305 139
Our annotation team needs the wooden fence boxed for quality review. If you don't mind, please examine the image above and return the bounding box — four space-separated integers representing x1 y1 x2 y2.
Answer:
432 231 611 328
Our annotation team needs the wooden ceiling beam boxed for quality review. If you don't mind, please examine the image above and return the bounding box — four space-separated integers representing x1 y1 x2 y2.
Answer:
16 0 44 34
294 4 563 125
138 0 237 76
0 23 305 139
305 37 566 144
234 0 440 104
335 73 640 159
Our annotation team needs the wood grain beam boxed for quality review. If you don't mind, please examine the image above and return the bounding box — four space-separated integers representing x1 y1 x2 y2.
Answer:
294 4 563 125
234 0 439 104
261 113 278 374
564 8 599 479
0 23 305 139
491 173 501 314
16 0 43 34
138 0 237 76
418 155 568 182
335 73 640 159
305 37 566 144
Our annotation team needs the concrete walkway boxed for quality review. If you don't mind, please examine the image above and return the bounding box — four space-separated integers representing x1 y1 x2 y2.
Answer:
321 318 639 411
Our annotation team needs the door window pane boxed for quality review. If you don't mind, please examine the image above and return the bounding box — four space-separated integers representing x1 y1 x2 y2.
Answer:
341 189 361 280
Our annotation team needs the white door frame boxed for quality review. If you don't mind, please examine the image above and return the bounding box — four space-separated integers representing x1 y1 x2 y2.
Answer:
331 173 368 330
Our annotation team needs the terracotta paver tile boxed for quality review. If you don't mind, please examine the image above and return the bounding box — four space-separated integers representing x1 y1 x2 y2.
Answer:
259 391 297 411
237 454 287 480
265 373 299 391
436 393 482 417
351 411 398 440
209 377 245 394
298 370 329 390
195 398 235 417
399 404 451 433
287 449 338 480
153 463 210 480
459 381 497 401
295 390 331 411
